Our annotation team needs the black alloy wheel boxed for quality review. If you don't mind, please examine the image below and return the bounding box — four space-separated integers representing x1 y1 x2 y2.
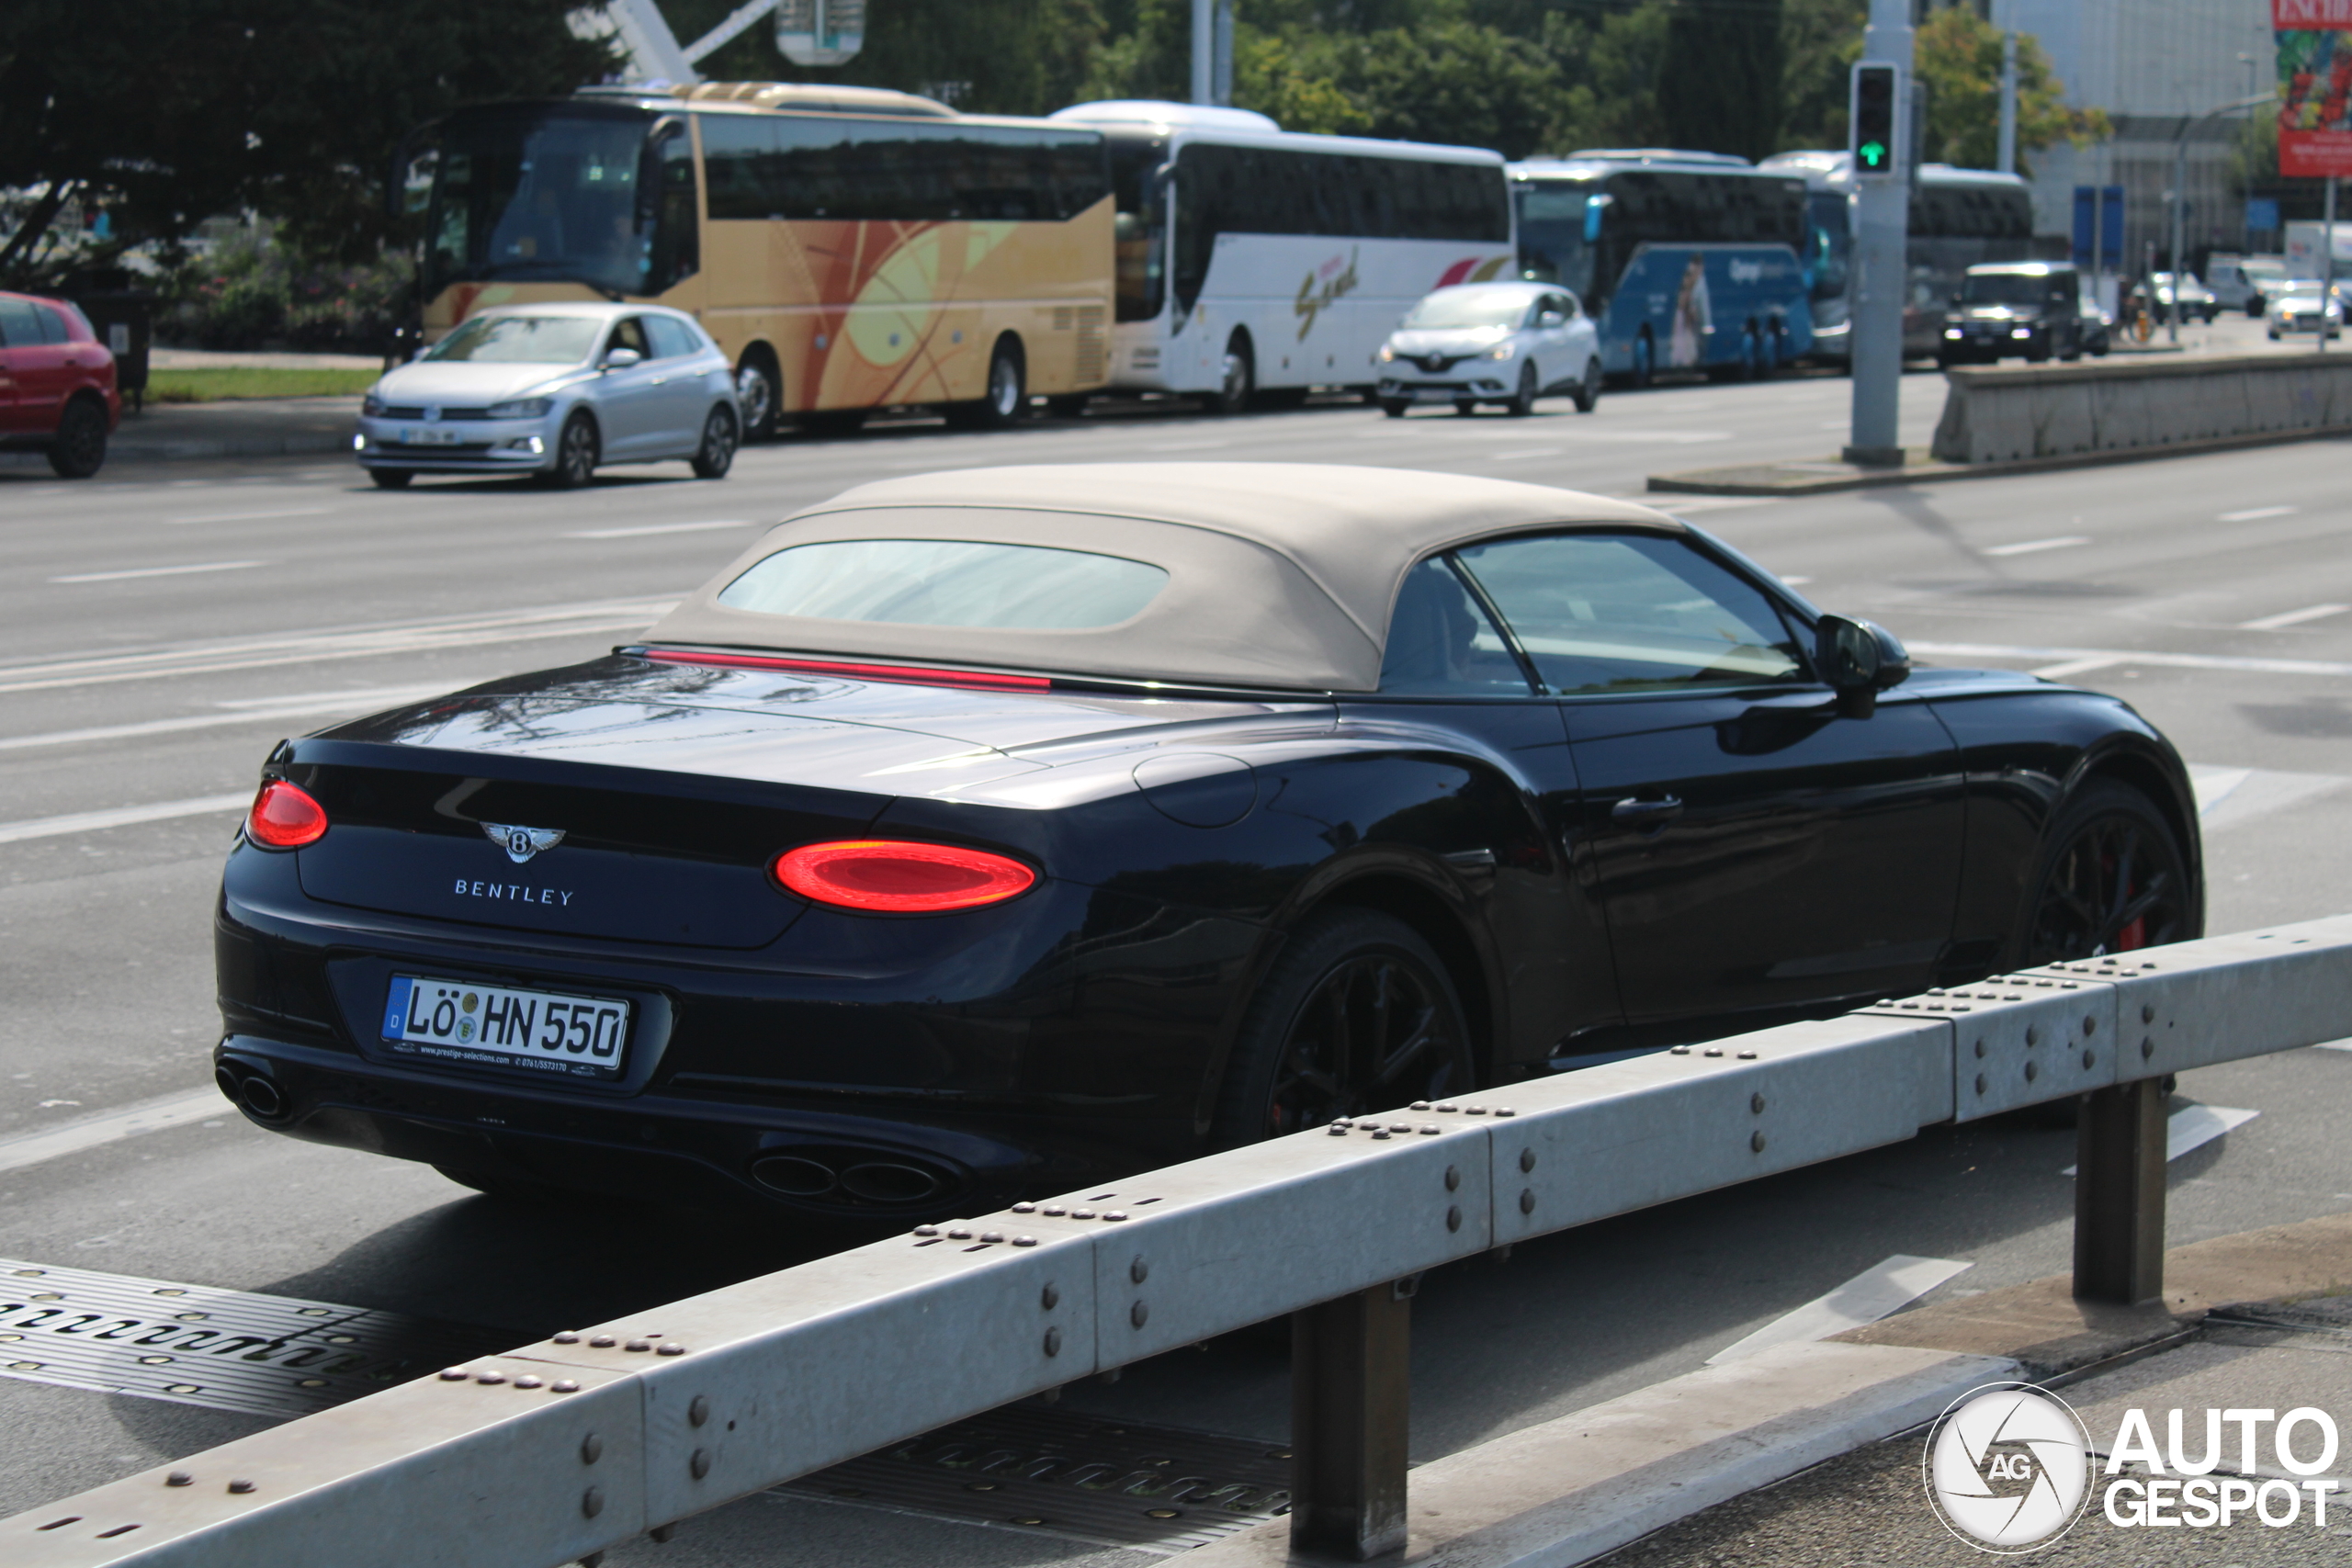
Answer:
734 356 779 441
48 396 107 479
545 411 599 489
690 405 739 479
1573 355 1602 413
1216 909 1476 1145
1506 360 1539 417
1208 333 1253 415
368 468 413 490
2019 782 2194 965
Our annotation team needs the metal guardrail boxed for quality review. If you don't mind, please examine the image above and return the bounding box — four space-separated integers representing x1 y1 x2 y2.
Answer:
12 915 2352 1567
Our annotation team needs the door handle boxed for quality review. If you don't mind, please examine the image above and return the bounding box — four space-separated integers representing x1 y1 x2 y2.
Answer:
1611 795 1684 826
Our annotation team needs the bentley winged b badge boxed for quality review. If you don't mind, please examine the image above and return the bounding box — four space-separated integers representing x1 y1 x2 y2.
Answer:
481 822 566 863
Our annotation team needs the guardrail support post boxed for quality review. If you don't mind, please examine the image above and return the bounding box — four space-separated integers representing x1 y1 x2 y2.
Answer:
1290 1280 1412 1559
2073 1077 2167 1305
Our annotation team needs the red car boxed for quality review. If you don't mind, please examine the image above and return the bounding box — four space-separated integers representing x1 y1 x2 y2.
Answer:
0 290 119 478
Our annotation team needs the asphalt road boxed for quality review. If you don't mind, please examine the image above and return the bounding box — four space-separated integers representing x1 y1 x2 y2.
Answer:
4 346 2350 1566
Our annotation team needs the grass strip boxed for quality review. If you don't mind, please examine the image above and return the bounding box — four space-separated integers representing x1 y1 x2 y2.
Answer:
147 367 379 402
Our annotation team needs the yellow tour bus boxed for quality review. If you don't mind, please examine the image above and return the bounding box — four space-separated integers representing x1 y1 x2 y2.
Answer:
399 83 1115 436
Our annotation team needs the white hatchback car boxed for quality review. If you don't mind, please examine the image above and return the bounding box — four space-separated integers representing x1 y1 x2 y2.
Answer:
356 302 739 490
1375 282 1602 418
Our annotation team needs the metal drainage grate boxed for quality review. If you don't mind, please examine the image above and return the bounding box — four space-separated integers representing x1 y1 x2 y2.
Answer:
781 1403 1294 1553
0 1258 501 1418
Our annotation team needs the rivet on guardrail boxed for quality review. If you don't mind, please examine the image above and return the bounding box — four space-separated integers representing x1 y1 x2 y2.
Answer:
1043 1327 1063 1356
1447 1205 1462 1232
553 1332 581 1344
1496 1108 1516 1117
2083 1017 2097 1036
514 1375 543 1389
553 1380 581 1393
1131 1257 1150 1284
688 1396 709 1428
1043 1204 1067 1216
1465 1105 1488 1115
1012 1202 1036 1213
980 1232 1005 1244
1519 1148 1537 1173
1704 1048 1724 1057
658 1343 686 1356
2026 1026 2041 1046
227 1479 255 1495
1012 1235 1038 1247
590 1336 616 1348
1372 1129 1391 1140
2142 1004 2156 1023
2142 1037 2154 1059
1518 1190 1535 1214
1738 1049 1759 1058
947 1227 973 1239
1444 1165 1461 1190
1328 1125 1348 1136
1041 1283 1059 1310
475 1371 506 1384
1131 1301 1150 1328
1410 1101 1432 1111
582 1433 604 1464
690 1449 712 1480
164 1471 192 1487
2025 1061 2040 1082
913 1225 939 1236
1750 1094 1767 1115
1073 1207 1098 1218
1750 1131 1768 1152
624 1340 651 1354
582 1485 605 1518
1418 1124 1440 1135
1105 1211 1130 1221
2084 1050 2096 1069
1975 1074 1987 1096
438 1368 468 1382
1974 1039 1986 1058
1670 1046 1690 1055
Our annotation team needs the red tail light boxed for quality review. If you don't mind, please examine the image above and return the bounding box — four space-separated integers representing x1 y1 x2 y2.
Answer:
246 780 328 848
773 840 1037 912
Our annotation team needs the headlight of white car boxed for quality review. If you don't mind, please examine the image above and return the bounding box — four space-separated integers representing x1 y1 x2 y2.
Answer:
1376 344 1396 362
361 392 385 417
487 397 556 419
1486 342 1517 360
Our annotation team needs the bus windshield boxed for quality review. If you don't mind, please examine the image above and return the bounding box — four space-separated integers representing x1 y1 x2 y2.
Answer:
1105 130 1169 322
424 107 695 300
1515 182 1598 298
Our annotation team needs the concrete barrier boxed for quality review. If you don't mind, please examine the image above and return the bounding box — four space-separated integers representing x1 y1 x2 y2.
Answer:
1930 352 2352 464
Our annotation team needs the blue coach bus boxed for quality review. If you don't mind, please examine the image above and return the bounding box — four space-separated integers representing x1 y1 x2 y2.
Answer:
1510 150 1812 385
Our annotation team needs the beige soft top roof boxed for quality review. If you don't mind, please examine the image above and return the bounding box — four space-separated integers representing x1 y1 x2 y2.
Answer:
643 464 1682 692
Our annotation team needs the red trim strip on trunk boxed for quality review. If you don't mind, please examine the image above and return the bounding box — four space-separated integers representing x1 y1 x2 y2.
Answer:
637 649 1051 691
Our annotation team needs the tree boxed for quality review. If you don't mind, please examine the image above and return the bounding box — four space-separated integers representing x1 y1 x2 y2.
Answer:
1911 5 2107 174
0 0 613 284
1658 0 1785 162
1778 0 1863 151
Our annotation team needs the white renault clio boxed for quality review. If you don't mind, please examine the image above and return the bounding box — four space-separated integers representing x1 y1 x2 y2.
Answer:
1374 281 1602 418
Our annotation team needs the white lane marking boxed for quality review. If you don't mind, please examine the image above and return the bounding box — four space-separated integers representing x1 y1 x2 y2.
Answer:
2219 505 2300 523
1146 439 1232 452
1983 535 2092 558
2185 763 2346 832
0 686 443 753
0 1089 228 1176
0 793 250 846
164 506 334 525
1658 495 1777 513
1704 1255 1973 1365
2031 656 2123 680
0 594 682 695
1909 640 2352 679
1487 447 1562 461
564 520 754 539
50 560 266 584
2240 603 2350 631
2062 1106 2258 1176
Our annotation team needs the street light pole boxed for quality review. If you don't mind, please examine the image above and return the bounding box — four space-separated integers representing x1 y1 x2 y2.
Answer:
1191 0 1213 105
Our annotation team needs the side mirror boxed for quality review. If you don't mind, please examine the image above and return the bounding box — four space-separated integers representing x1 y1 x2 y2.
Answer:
1815 615 1910 717
603 346 644 371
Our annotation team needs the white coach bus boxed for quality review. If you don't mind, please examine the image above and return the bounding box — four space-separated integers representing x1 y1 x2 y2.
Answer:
1047 101 1515 412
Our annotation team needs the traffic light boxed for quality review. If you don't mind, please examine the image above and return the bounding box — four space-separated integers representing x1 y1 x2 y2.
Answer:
1851 62 1900 179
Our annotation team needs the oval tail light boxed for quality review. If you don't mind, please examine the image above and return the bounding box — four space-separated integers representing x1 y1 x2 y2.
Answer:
773 840 1036 913
246 780 329 848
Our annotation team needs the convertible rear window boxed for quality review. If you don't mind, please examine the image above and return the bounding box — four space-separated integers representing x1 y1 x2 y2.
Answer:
716 539 1170 629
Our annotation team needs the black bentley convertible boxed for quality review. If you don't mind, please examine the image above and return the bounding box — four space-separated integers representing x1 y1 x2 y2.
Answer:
215 465 2199 1215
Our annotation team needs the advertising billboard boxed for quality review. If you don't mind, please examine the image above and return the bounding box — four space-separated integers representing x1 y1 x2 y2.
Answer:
2278 0 2352 177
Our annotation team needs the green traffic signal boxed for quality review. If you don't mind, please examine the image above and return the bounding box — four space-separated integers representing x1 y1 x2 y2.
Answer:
1850 62 1899 176
1859 141 1888 168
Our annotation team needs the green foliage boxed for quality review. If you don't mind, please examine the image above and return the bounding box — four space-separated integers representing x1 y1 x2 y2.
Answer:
1660 0 1784 162
1911 5 2107 174
0 0 613 285
162 231 413 352
1778 0 1865 151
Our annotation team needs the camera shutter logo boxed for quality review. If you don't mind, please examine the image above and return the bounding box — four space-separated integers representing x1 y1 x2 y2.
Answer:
1924 1382 2092 1551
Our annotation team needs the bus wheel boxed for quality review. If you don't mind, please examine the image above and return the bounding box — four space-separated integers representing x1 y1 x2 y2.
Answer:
1572 356 1602 413
734 351 780 442
1209 333 1253 415
1506 362 1539 417
950 336 1027 428
1631 331 1655 389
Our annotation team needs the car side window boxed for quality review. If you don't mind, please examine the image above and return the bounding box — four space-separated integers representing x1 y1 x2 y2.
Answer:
1377 558 1535 695
0 299 40 348
607 317 652 360
1453 532 1805 695
644 315 698 361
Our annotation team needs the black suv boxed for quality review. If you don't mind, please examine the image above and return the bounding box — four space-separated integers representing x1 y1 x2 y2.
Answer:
1938 262 2086 367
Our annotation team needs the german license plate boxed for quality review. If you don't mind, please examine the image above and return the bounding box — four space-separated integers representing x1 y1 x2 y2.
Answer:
381 975 629 1079
399 426 464 445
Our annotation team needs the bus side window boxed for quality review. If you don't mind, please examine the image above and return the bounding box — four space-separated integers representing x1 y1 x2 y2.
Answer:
644 123 697 293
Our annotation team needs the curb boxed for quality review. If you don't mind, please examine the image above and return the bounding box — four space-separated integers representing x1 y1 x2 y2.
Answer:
1646 423 2352 496
1179 1343 2016 1568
